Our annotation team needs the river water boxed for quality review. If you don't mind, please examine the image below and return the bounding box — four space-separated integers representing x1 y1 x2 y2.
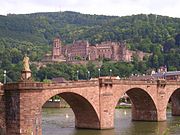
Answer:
42 108 180 135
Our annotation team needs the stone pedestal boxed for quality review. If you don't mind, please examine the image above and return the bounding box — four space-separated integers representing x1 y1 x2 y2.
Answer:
20 70 32 81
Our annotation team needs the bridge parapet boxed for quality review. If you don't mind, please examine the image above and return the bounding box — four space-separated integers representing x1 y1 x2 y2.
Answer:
4 79 180 91
4 80 99 91
112 79 157 85
4 82 44 90
99 78 157 85
165 81 180 85
100 78 180 86
42 80 99 89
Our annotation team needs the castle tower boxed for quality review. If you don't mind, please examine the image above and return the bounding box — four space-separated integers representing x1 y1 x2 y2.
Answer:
52 37 62 60
120 42 128 61
111 42 121 61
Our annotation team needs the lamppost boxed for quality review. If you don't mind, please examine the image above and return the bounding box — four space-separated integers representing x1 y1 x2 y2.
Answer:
87 70 90 80
3 70 6 84
76 70 79 80
98 68 101 78
109 69 112 79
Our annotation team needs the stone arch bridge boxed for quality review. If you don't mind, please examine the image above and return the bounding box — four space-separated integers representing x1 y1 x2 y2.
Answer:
0 78 180 135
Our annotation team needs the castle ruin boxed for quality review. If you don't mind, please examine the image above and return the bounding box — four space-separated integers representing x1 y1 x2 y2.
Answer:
43 37 148 62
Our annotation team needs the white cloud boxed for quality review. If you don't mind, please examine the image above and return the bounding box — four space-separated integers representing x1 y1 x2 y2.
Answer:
0 0 180 17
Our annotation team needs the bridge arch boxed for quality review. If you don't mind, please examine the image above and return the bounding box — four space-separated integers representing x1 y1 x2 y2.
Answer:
41 91 100 129
166 88 180 116
114 87 158 121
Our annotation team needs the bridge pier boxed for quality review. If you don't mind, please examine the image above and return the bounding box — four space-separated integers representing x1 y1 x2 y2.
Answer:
99 81 114 129
5 82 43 135
156 109 166 121
156 85 167 121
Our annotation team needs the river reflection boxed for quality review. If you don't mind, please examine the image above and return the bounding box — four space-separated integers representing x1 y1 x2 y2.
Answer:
42 108 180 135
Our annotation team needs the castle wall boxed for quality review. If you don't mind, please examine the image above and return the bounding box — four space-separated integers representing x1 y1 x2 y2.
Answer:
89 46 98 60
64 40 89 61
96 42 113 59
45 37 149 63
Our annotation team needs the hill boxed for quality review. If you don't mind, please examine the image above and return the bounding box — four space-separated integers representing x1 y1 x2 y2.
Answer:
0 11 180 81
0 11 180 44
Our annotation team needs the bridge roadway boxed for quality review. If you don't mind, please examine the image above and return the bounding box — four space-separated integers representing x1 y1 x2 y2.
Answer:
1 78 180 135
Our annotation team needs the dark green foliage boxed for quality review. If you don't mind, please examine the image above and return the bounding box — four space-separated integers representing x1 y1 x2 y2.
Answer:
35 62 134 81
0 11 180 82
175 34 180 46
1 12 180 45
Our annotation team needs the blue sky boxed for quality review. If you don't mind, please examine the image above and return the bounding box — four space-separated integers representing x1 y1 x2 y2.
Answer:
0 0 180 18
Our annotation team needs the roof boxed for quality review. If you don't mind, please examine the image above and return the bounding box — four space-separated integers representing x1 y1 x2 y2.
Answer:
165 71 180 76
152 71 180 77
52 77 67 83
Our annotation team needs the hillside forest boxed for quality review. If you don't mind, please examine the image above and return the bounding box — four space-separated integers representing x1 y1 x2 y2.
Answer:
0 11 180 82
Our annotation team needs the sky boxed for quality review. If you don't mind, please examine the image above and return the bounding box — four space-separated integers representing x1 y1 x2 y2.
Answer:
0 0 180 18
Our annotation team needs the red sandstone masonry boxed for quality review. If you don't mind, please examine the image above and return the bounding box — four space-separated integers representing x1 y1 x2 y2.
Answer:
49 38 147 62
0 85 6 135
3 79 180 135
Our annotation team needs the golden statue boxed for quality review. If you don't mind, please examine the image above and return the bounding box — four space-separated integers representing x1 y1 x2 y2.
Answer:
23 55 31 71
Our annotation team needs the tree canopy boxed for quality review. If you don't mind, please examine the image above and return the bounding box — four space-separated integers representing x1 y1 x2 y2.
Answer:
0 11 180 82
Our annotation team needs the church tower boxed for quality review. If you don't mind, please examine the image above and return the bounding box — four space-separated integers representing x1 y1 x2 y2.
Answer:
52 37 62 60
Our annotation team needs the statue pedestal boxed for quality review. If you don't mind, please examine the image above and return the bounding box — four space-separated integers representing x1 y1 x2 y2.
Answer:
21 70 32 81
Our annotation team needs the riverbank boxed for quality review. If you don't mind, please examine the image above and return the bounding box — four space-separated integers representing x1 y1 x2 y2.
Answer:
116 106 131 109
116 102 132 109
